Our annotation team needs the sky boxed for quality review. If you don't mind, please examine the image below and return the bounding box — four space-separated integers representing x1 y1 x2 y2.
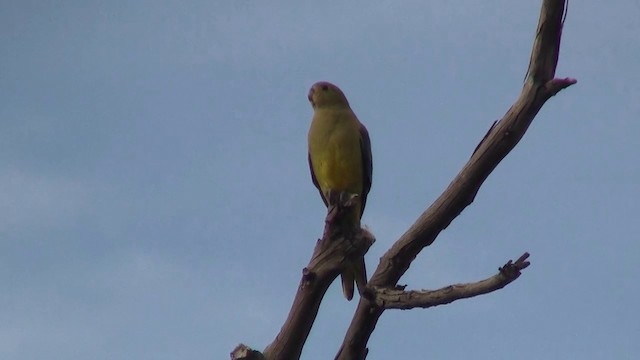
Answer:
1 1 639 359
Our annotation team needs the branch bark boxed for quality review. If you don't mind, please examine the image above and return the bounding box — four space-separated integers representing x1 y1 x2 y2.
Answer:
336 1 575 358
231 345 265 360
373 253 530 310
256 197 375 360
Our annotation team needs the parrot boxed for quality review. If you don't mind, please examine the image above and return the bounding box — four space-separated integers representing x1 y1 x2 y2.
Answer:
307 81 372 301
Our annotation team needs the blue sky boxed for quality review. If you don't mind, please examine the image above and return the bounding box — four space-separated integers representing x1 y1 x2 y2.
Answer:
1 1 639 359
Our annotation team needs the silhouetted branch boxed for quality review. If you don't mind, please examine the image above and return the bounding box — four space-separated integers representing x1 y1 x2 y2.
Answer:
230 345 265 360
336 0 575 358
256 196 374 360
374 253 530 310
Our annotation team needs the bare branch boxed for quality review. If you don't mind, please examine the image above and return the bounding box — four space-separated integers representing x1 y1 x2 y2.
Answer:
374 253 531 310
256 196 375 360
546 77 577 95
525 0 568 83
231 345 265 360
336 0 575 358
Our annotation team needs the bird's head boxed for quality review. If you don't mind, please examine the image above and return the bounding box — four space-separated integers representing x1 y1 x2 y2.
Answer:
308 81 350 109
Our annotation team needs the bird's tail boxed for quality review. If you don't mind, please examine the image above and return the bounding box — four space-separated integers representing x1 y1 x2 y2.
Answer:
341 257 367 301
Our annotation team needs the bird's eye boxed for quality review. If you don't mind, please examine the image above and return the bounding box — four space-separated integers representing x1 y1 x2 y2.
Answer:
321 85 329 91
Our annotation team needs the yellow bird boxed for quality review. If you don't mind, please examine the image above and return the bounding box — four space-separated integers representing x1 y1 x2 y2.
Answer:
307 81 372 301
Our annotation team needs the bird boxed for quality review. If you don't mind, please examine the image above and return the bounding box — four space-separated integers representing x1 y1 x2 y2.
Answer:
307 81 372 300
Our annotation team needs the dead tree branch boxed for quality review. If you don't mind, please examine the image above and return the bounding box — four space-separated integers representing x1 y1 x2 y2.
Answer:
233 197 375 360
373 253 530 310
231 345 265 360
336 0 575 358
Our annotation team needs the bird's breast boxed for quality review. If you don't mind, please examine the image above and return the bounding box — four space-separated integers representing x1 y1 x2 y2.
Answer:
309 112 364 194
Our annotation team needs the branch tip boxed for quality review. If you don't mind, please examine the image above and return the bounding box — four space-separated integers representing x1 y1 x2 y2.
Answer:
230 344 264 360
545 77 577 95
499 252 531 279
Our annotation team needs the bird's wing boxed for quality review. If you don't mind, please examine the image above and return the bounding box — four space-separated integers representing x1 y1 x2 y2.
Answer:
308 153 328 207
358 121 373 214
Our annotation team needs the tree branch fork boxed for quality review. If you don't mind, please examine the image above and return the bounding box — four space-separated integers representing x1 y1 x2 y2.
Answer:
234 0 575 359
254 196 374 360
